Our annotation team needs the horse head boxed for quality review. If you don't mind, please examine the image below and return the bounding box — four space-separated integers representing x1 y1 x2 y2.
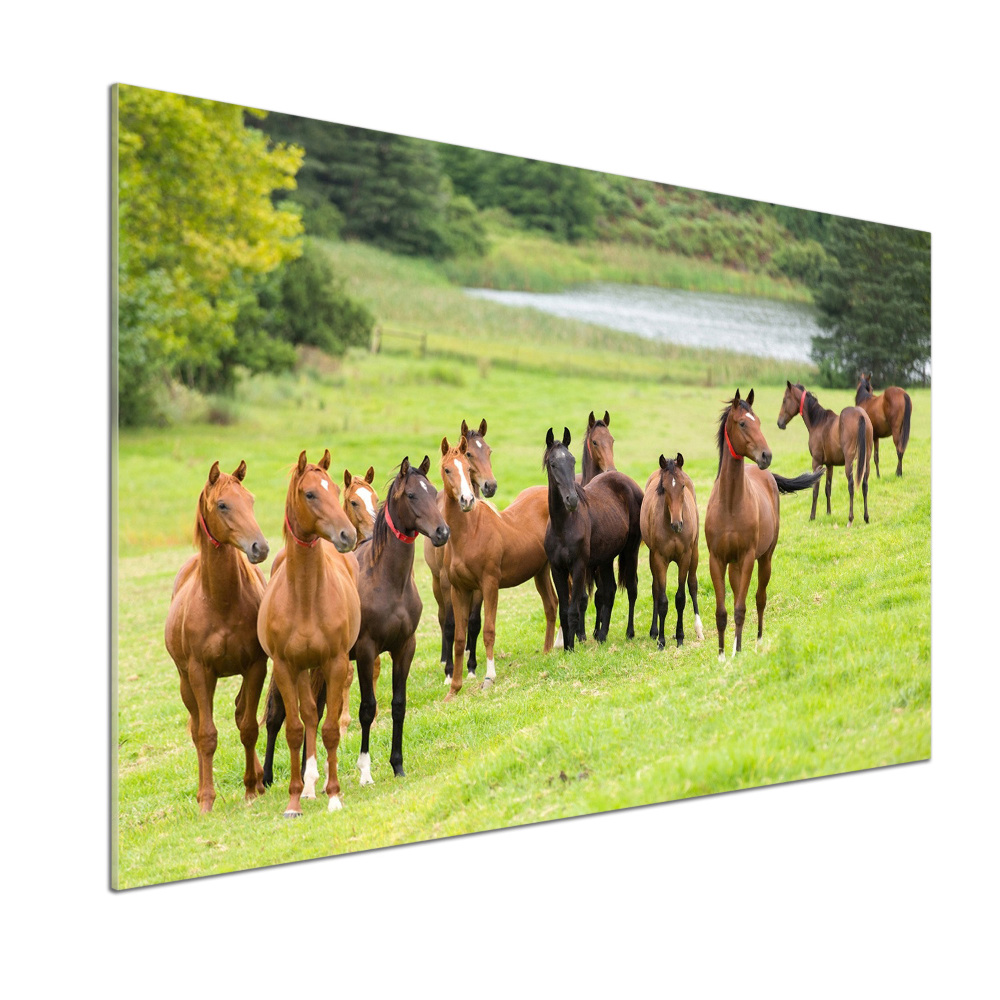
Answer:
721 389 772 470
391 455 450 546
343 465 379 544
544 426 579 512
285 449 357 553
440 435 477 512
198 460 268 564
585 410 616 473
460 418 498 498
777 380 806 430
657 453 688 534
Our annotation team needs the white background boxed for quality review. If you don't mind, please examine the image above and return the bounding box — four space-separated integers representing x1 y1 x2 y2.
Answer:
5 3 996 995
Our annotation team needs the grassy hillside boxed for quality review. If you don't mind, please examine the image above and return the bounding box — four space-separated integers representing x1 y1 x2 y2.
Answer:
116 339 930 887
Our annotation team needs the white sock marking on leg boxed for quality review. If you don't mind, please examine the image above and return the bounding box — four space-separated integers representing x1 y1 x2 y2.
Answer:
357 752 374 786
694 614 704 640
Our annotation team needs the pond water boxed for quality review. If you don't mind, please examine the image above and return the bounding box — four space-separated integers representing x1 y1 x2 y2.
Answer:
464 283 821 363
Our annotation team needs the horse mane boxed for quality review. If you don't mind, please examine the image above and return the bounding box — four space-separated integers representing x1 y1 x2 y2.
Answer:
855 377 873 403
798 386 829 426
715 398 750 477
370 463 429 562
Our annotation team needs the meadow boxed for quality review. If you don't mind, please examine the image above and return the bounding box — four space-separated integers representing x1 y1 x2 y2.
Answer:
115 248 930 890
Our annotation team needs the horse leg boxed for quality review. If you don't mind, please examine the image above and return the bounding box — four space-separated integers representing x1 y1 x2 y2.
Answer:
533 567 558 653
432 565 451 674
356 646 377 786
447 585 473 701
389 636 417 777
650 550 667 649
184 662 218 813
321 651 351 811
234 659 267 800
810 460 821 520
467 592 483 678
755 551 773 647
551 565 573 653
824 464 833 516
688 546 704 640
872 435 880 478
301 672 326 780
297 671 321 800
261 675 285 788
846 463 856 526
709 552 727 661
892 426 904 476
863 461 871 524
592 564 612 643
729 553 755 656
674 554 689 648
272 663 305 818
479 577 500 690
338 659 353 739
622 539 640 640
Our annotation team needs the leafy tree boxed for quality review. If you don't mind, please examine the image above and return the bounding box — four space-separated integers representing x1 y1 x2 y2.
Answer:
810 217 930 387
116 84 305 418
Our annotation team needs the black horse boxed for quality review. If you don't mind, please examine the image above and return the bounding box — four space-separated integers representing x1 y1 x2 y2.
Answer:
542 427 642 652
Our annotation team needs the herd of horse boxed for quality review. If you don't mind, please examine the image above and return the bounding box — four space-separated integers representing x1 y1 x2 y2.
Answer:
163 376 913 817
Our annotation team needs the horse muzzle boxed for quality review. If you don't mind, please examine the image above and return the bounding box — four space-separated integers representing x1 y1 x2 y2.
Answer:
757 450 773 470
564 494 579 512
777 418 786 430
246 538 269 564
459 495 476 513
328 525 357 552
482 480 498 499
430 523 450 547
671 521 683 535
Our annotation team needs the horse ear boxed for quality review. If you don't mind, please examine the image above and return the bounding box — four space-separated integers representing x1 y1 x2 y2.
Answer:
659 453 668 470
233 460 247 481
458 434 468 452
675 452 684 468
365 465 375 484
319 449 332 471
441 436 449 456
588 411 596 429
747 388 755 407
461 419 469 436
479 418 487 437
787 380 793 390
297 451 308 475
734 388 741 403
562 427 572 447
546 427 555 448
344 469 352 488
208 460 221 485
400 456 410 476
419 455 431 476
604 410 610 426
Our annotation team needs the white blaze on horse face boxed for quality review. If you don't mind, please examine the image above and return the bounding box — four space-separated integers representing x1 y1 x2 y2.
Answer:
475 440 484 449
355 486 376 520
745 413 755 422
420 480 430 492
457 458 474 504
357 752 374 786
321 479 329 491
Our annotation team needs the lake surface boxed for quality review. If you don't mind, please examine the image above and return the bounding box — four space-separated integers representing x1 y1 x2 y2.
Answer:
464 283 821 362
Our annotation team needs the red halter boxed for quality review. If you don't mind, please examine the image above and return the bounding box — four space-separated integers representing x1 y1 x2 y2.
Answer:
724 424 745 461
284 511 319 548
799 388 807 419
385 503 418 543
198 508 222 548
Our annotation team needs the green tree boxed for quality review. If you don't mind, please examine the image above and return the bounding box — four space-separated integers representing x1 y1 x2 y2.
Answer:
810 217 930 387
116 84 305 419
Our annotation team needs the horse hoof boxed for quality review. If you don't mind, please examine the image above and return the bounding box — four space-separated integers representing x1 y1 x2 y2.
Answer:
718 653 725 663
327 797 343 813
480 677 494 691
283 810 302 819
468 670 476 680
444 690 456 702
393 767 406 778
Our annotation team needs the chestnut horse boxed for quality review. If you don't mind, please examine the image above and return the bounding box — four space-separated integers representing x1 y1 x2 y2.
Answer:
440 434 557 698
543 427 642 652
257 450 361 817
425 419 496 681
777 382 873 525
705 390 823 660
578 410 616 485
641 453 703 648
262 456 450 787
855 374 912 477
165 460 270 813
343 466 379 543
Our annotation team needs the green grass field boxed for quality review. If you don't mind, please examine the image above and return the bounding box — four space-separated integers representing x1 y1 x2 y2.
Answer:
115 245 930 890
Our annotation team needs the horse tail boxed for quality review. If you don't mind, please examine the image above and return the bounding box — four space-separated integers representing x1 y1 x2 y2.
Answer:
771 470 824 494
617 483 643 591
857 413 868 483
900 393 912 453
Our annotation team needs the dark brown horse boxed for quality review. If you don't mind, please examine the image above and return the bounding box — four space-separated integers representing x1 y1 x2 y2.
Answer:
262 456 450 787
641 453 703 648
777 382 873 525
165 461 270 812
257 450 361 817
542 427 642 652
425 419 496 681
578 410 616 485
855 374 912 477
705 390 822 660
440 435 557 698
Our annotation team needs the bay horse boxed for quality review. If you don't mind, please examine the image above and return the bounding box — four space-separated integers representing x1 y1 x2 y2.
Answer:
777 381 873 525
164 460 270 813
542 427 642 653
640 453 703 648
440 434 557 699
578 410 616 485
343 466 379 543
424 418 496 681
257 449 361 817
705 390 823 660
262 456 450 788
855 374 912 477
